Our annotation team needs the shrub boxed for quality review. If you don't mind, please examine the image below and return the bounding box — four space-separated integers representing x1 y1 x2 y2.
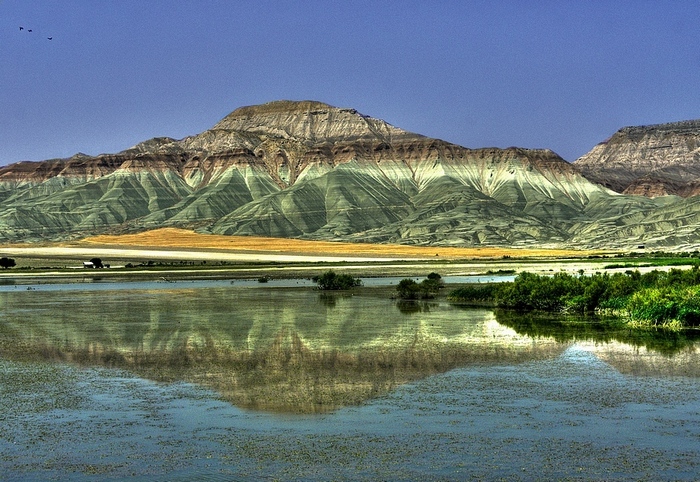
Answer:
627 288 679 326
627 285 700 327
495 272 585 311
396 273 444 300
312 270 362 290
446 268 700 329
676 286 700 326
447 284 499 303
0 257 16 269
90 257 104 269
396 278 421 300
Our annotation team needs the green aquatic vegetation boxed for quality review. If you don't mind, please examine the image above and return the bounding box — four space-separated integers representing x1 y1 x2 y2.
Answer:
448 267 700 329
627 286 700 328
446 284 499 304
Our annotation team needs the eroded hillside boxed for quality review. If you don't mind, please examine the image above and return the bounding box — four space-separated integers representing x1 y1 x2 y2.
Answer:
574 120 700 197
1 101 699 249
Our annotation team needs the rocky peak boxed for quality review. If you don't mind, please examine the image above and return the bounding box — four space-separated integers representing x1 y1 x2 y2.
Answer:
610 120 700 144
0 152 125 182
211 100 415 144
119 137 182 156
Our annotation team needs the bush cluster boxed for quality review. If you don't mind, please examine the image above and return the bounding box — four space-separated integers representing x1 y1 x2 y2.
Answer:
312 270 362 290
396 273 443 300
448 267 700 329
447 284 499 304
0 257 16 269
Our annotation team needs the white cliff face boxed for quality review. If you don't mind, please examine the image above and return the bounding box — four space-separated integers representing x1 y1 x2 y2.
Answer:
575 120 700 197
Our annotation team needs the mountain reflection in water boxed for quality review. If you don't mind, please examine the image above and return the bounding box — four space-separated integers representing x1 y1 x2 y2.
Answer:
1 283 697 413
494 309 700 377
0 284 561 413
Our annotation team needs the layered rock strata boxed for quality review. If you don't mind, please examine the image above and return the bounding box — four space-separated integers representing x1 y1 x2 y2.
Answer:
0 100 698 249
575 120 700 197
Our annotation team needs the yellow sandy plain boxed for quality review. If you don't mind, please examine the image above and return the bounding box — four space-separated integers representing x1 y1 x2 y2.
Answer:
82 228 589 260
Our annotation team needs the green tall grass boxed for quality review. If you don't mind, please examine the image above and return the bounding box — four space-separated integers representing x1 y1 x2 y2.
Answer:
448 267 700 329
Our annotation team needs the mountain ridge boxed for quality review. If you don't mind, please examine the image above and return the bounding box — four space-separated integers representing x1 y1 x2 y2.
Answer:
1 100 699 249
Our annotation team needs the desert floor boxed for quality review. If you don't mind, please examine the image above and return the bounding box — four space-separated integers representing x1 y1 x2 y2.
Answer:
0 227 628 281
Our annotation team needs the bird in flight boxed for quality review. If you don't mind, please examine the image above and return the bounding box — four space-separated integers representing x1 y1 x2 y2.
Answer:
19 25 53 40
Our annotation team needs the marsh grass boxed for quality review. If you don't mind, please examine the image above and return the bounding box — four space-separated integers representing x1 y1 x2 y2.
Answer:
449 267 700 330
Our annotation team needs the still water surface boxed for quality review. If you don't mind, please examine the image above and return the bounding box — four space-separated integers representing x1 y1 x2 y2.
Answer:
1 280 700 480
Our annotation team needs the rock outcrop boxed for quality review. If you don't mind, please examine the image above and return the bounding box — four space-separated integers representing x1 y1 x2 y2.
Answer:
574 120 700 197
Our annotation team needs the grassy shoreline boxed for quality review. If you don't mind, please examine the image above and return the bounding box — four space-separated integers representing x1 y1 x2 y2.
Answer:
1 248 698 286
448 268 700 330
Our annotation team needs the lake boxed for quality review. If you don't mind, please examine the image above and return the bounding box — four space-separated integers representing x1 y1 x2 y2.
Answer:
2 279 700 480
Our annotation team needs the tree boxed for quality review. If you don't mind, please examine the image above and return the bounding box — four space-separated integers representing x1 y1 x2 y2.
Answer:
0 257 16 269
396 278 421 300
421 272 444 297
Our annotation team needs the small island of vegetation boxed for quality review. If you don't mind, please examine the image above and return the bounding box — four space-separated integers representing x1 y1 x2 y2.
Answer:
448 267 700 330
395 273 444 300
312 270 363 290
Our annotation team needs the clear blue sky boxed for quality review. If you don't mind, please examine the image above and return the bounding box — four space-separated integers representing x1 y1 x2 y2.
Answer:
1 0 699 166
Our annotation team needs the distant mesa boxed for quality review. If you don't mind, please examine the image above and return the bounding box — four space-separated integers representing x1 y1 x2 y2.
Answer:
574 119 700 197
0 100 699 250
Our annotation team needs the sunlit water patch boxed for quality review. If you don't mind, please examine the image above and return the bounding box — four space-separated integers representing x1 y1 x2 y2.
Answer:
0 274 513 292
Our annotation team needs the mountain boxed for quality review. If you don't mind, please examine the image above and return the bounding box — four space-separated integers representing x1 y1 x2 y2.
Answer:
0 100 698 249
574 120 700 197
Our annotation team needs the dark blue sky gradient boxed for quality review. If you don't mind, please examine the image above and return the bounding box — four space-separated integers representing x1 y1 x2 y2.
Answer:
1 0 699 165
